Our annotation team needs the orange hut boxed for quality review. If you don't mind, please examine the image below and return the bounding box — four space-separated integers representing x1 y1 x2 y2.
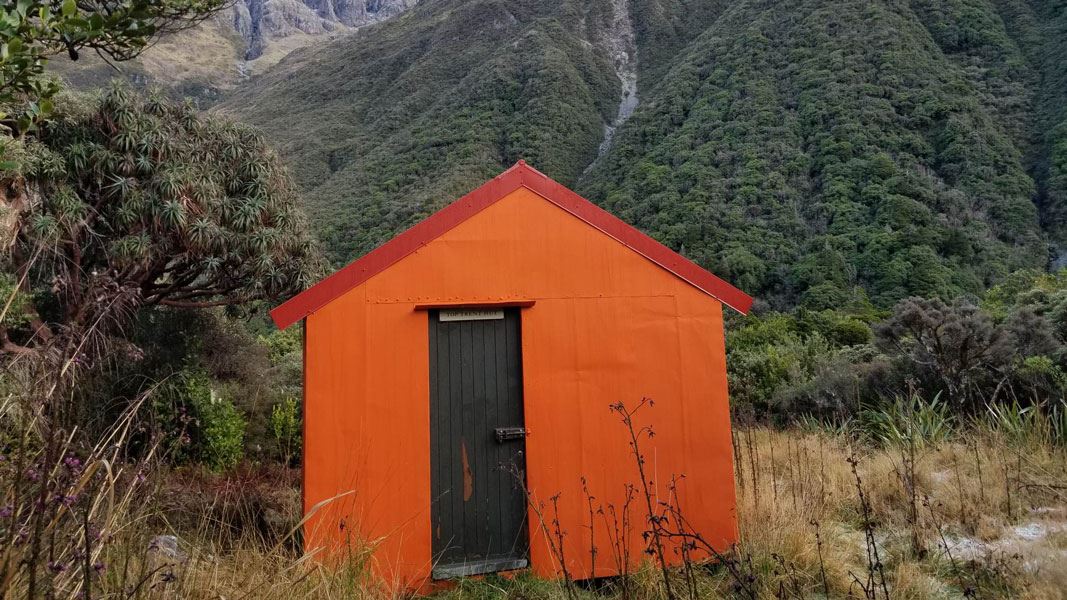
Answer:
271 161 752 590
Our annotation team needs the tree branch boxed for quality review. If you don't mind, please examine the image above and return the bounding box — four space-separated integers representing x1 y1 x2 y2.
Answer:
158 298 246 309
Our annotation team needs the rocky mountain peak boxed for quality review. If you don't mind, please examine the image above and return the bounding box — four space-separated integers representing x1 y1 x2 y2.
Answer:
233 0 418 61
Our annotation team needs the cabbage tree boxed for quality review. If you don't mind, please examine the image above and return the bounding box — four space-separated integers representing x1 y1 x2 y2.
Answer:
1 85 320 361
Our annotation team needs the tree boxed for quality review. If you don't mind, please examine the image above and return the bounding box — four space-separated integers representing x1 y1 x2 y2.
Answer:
1 85 321 362
0 0 224 136
877 297 1012 411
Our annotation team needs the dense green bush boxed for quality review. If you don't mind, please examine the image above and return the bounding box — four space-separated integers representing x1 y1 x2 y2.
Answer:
153 369 246 470
1 85 319 367
194 388 247 472
270 397 301 467
582 0 1059 309
727 308 877 419
730 269 1067 424
73 306 301 465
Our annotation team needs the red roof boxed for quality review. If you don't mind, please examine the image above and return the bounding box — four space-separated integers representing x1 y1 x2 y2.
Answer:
271 161 752 329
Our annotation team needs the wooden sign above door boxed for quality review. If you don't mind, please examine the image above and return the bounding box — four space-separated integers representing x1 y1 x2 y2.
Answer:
439 309 505 321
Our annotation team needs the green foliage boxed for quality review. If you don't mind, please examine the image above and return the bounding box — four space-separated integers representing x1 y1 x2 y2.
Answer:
270 397 301 466
733 269 1067 425
629 0 729 93
2 85 320 359
983 268 1067 317
211 0 1067 309
260 327 301 363
993 0 1067 244
859 392 954 448
581 0 1057 308
0 270 29 325
0 0 224 136
190 379 246 472
982 399 1067 447
66 305 301 466
221 0 619 266
727 309 875 418
151 368 246 470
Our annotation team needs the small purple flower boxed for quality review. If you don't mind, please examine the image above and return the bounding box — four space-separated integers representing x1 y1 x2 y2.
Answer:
0 505 11 518
48 560 66 574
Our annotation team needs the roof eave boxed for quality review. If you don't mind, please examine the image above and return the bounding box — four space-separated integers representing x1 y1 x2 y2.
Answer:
270 161 752 329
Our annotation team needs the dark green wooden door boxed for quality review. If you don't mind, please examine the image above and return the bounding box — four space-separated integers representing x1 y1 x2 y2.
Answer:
429 309 529 579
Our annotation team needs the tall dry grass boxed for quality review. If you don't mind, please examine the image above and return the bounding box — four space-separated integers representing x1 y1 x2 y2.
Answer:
4 378 1067 599
728 423 1067 599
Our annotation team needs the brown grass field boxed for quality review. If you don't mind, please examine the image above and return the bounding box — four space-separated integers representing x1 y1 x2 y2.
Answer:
37 423 1062 599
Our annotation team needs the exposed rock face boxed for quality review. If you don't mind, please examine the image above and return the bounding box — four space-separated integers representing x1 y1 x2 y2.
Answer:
583 0 637 174
235 0 417 60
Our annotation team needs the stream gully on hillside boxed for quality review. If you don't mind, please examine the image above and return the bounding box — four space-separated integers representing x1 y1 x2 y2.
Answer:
585 0 638 174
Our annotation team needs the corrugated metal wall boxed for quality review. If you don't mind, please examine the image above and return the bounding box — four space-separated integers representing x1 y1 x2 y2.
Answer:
303 188 737 590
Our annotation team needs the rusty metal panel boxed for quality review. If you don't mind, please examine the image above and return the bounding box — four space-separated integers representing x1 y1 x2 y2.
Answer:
429 309 528 576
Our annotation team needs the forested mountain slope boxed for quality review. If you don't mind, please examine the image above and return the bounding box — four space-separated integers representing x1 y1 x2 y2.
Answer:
50 0 418 103
220 0 621 263
993 0 1067 243
221 0 1066 307
583 0 1064 309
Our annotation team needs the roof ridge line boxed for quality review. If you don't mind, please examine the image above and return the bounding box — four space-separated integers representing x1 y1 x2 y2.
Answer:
270 161 752 329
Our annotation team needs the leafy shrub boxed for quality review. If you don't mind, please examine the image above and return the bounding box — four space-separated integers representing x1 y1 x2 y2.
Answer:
270 397 301 466
155 369 246 470
728 309 878 420
195 390 246 472
4 85 320 366
876 297 1010 411
260 328 302 363
730 270 1067 425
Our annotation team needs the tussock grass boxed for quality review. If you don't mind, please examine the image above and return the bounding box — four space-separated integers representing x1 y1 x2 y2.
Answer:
4 398 1066 598
727 426 1067 599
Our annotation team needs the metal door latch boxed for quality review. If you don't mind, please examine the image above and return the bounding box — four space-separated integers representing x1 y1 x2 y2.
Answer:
494 427 529 443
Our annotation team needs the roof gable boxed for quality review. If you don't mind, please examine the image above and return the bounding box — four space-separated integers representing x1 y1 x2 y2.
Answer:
271 161 752 329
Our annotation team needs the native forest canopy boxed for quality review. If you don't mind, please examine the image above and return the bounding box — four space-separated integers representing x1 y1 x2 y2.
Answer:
220 0 1067 312
5 0 1067 597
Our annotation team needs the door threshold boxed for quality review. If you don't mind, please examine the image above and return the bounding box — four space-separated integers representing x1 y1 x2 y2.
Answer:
432 557 529 580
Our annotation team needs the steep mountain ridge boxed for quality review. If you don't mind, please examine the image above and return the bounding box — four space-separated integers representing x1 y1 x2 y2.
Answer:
216 0 1065 308
51 0 417 101
234 0 416 61
990 0 1067 246
587 0 639 166
220 0 621 263
581 0 1059 308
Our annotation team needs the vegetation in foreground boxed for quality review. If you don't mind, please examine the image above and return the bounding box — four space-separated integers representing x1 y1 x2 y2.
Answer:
3 2 1067 598
3 390 1066 598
